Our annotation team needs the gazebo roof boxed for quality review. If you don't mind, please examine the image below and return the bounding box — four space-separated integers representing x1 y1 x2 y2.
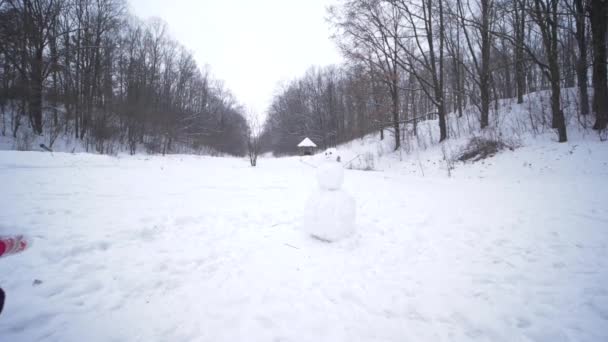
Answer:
297 137 317 148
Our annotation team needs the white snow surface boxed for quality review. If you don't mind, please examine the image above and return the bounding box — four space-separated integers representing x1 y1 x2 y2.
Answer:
302 189 356 242
0 139 608 341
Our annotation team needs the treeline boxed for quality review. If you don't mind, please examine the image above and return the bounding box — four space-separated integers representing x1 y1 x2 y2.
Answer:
262 0 608 154
0 0 248 155
260 65 385 155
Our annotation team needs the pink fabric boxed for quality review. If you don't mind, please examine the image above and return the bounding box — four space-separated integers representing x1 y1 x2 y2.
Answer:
0 236 27 258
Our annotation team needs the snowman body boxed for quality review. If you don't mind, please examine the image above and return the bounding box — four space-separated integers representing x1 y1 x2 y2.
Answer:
302 149 356 242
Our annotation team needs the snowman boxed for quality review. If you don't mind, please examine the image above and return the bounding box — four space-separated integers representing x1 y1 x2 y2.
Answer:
302 148 356 242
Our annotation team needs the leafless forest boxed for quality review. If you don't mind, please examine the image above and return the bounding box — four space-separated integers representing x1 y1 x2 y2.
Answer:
261 0 608 154
0 0 248 155
1 0 607 156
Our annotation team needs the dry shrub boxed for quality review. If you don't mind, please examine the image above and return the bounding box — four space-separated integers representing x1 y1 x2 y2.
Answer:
457 137 514 163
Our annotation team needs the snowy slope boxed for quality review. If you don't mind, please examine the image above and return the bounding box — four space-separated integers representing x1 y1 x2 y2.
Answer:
1 146 607 342
331 88 606 178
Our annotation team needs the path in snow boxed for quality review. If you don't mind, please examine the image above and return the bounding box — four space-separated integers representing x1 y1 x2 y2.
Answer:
0 150 607 342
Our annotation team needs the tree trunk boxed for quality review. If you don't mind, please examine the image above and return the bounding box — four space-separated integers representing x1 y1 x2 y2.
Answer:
503 38 513 100
514 0 526 104
439 0 447 141
390 43 401 150
563 30 576 88
549 5 567 142
531 0 567 142
574 0 589 115
391 81 400 150
30 47 44 135
451 51 463 118
438 97 447 141
591 0 608 130
479 0 491 129
550 70 567 142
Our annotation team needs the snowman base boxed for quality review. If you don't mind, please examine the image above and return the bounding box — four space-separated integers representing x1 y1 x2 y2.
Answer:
302 190 356 242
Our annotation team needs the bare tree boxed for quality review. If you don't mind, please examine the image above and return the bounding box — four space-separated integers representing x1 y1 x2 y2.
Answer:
247 111 261 167
0 0 63 134
453 0 495 129
0 0 250 155
571 0 589 115
329 0 405 150
590 0 608 130
393 0 448 141
524 0 568 142
513 0 527 104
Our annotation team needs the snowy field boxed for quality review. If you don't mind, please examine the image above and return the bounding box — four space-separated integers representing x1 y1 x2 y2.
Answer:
1 143 607 342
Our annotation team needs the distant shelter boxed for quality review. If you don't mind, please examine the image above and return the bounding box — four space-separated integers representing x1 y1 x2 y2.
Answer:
297 137 317 155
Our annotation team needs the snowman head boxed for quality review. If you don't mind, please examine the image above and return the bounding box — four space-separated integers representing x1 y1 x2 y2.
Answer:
323 148 340 162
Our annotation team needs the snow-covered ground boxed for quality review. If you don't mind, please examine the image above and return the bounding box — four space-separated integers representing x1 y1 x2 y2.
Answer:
1 139 607 341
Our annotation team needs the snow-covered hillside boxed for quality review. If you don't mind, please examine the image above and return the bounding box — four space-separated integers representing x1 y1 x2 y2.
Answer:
1 136 607 341
332 88 606 176
0 130 224 157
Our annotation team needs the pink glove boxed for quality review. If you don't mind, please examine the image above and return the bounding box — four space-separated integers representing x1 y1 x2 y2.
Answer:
0 235 28 258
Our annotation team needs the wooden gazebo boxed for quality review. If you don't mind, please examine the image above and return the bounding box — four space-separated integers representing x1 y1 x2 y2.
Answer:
297 137 317 155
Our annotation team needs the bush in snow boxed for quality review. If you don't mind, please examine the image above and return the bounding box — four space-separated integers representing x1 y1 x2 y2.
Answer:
345 152 376 171
456 137 515 163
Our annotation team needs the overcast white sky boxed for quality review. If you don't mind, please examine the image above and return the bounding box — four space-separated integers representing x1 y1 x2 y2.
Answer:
129 0 343 118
